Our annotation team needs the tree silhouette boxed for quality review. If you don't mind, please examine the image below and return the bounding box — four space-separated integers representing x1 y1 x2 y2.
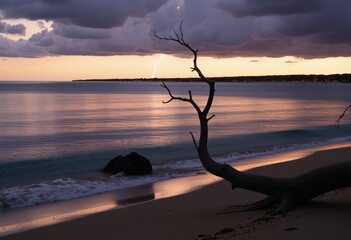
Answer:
155 22 351 214
336 105 351 126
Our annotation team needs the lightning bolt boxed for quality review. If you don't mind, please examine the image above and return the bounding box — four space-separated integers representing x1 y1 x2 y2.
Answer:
152 54 165 78
176 0 184 9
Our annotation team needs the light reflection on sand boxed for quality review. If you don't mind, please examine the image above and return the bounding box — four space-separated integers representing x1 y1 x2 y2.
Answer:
0 204 116 236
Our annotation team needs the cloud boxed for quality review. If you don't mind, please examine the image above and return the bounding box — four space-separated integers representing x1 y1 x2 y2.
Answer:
0 0 351 58
52 23 113 39
29 29 54 47
215 0 323 17
48 18 152 56
151 0 254 53
36 20 46 30
0 35 48 57
1 18 152 57
150 0 351 58
0 0 168 28
0 20 26 35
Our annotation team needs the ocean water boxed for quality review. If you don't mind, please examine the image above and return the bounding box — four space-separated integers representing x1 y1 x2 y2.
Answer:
0 81 351 209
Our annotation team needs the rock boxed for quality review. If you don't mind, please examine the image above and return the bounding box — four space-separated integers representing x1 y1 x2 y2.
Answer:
103 152 152 176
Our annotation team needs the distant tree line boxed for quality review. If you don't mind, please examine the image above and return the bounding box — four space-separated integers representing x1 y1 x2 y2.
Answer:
74 73 351 83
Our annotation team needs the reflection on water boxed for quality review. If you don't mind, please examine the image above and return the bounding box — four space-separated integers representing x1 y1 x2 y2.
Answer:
0 83 351 165
0 81 351 188
1 89 349 163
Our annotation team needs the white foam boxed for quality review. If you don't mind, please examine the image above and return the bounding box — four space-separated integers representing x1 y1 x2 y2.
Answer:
0 175 163 209
1 136 351 210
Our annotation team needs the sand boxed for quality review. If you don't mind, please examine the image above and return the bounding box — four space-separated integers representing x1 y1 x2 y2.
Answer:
1 146 351 240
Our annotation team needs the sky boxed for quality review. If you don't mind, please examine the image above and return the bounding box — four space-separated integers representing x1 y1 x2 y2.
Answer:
0 0 351 81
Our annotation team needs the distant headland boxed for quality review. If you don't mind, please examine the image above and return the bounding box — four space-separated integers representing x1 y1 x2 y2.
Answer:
73 73 351 83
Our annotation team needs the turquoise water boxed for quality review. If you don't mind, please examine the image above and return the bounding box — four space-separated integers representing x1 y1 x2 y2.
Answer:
0 81 350 209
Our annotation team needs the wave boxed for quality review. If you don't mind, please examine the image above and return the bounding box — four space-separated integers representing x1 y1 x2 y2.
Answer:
0 171 192 209
1 133 351 210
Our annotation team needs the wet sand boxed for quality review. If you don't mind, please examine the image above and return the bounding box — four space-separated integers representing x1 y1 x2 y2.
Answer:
1 144 351 240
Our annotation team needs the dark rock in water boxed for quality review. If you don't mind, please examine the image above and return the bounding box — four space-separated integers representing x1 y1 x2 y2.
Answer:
103 152 152 176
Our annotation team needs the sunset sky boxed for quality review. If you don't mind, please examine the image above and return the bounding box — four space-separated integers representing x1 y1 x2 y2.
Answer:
1 0 351 81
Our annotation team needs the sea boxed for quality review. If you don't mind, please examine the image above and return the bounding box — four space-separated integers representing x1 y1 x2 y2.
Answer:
0 81 351 210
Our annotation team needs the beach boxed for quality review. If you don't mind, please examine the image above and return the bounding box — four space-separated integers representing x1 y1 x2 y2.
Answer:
2 1 351 239
1 145 350 240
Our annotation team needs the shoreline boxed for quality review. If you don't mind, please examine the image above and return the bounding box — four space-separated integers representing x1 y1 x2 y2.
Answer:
1 141 351 238
72 73 351 83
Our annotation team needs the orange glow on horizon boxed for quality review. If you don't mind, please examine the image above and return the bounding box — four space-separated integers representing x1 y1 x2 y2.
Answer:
1 18 350 81
1 55 351 81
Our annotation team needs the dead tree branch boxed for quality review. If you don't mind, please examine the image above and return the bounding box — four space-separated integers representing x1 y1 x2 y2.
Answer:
336 104 351 127
154 21 208 83
155 22 351 215
160 82 202 115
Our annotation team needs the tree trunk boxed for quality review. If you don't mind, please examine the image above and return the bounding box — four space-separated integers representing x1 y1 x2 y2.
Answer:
156 23 351 214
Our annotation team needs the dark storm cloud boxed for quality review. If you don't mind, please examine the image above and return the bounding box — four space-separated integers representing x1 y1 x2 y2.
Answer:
52 23 113 39
150 0 254 53
149 0 351 58
47 18 152 56
198 0 351 58
0 0 168 28
0 35 47 57
29 29 54 47
0 21 25 35
215 0 323 17
252 0 351 39
0 0 351 58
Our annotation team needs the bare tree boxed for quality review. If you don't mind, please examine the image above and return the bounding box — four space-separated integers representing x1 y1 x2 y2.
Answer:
155 22 351 214
336 105 351 126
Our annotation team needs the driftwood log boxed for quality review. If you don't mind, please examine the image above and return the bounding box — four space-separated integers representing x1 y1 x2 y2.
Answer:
155 22 351 214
